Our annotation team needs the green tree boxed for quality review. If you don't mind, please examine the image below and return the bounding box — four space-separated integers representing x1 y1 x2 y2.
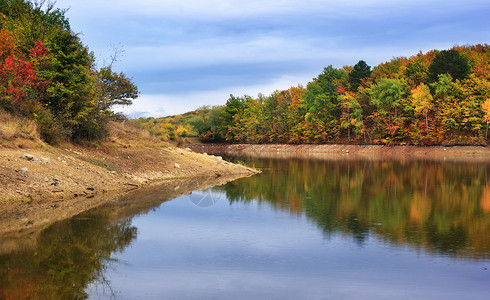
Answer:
370 78 406 116
189 105 224 141
369 78 407 141
314 65 347 94
219 95 247 142
428 49 471 82
348 60 372 91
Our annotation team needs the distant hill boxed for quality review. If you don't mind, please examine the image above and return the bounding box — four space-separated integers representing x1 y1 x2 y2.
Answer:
130 106 222 141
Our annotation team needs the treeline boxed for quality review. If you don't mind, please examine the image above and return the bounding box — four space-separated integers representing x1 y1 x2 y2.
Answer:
188 44 490 145
0 0 138 143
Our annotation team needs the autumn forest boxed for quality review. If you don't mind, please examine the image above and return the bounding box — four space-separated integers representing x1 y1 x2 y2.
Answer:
140 44 490 146
2 1 490 147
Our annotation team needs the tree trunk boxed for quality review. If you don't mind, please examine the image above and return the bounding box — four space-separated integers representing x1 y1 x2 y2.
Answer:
486 122 488 140
425 110 429 135
348 112 351 143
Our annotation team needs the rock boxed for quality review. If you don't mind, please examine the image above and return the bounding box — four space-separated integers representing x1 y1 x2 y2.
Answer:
20 167 29 173
40 157 50 164
20 154 35 161
20 154 50 164
185 147 192 152
177 149 184 155
174 163 180 168
132 176 147 184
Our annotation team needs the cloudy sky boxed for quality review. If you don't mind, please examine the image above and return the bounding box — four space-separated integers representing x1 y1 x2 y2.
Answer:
59 0 490 118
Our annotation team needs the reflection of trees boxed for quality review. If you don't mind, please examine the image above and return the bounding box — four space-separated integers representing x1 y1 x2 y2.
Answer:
219 158 490 259
0 210 137 299
0 173 238 299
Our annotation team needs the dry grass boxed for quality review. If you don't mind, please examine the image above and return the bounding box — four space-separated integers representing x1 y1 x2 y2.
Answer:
0 109 41 144
104 121 165 148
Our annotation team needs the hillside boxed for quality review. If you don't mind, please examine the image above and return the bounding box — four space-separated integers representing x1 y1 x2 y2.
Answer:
130 106 222 142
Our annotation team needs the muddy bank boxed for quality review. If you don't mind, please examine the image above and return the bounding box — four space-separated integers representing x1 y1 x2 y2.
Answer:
189 143 490 161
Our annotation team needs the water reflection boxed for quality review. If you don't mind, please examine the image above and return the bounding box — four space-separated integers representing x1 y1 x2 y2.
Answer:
0 158 489 299
0 209 137 299
217 158 490 259
0 175 246 299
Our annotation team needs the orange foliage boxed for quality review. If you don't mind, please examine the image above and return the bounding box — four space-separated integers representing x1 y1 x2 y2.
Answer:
288 193 302 215
410 192 431 224
0 28 17 60
480 185 490 212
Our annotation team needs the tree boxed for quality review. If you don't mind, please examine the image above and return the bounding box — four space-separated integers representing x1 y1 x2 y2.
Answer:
348 60 372 91
0 28 17 61
370 78 406 115
0 0 140 143
314 65 347 94
411 83 433 135
96 66 139 111
482 98 490 139
339 91 363 142
219 95 247 142
428 49 471 82
369 78 407 141
0 54 49 115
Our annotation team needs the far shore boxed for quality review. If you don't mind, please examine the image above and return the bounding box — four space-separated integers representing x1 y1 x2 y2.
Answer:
188 143 490 162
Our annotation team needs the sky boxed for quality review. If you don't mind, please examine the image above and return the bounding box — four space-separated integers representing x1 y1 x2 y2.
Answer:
59 0 490 118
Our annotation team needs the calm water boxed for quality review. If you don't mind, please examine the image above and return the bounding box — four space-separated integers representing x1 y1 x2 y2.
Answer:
1 158 489 299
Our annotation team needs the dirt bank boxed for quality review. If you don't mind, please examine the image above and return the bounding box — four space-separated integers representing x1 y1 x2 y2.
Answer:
0 122 258 237
189 143 490 161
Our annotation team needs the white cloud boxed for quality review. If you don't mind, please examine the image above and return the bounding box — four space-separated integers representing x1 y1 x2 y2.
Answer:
123 36 324 71
116 72 314 118
63 0 490 117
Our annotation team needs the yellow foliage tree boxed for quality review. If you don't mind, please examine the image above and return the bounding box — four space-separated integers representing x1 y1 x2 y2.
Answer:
411 83 433 135
481 98 490 139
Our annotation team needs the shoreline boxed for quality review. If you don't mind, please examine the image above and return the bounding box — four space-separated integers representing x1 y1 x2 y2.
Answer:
0 136 259 238
188 143 490 162
3 140 490 242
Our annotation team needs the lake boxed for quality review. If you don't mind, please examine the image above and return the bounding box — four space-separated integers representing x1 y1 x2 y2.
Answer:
1 157 489 299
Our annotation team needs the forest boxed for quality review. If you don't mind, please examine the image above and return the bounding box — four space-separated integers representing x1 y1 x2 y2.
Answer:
138 44 490 146
0 0 138 143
